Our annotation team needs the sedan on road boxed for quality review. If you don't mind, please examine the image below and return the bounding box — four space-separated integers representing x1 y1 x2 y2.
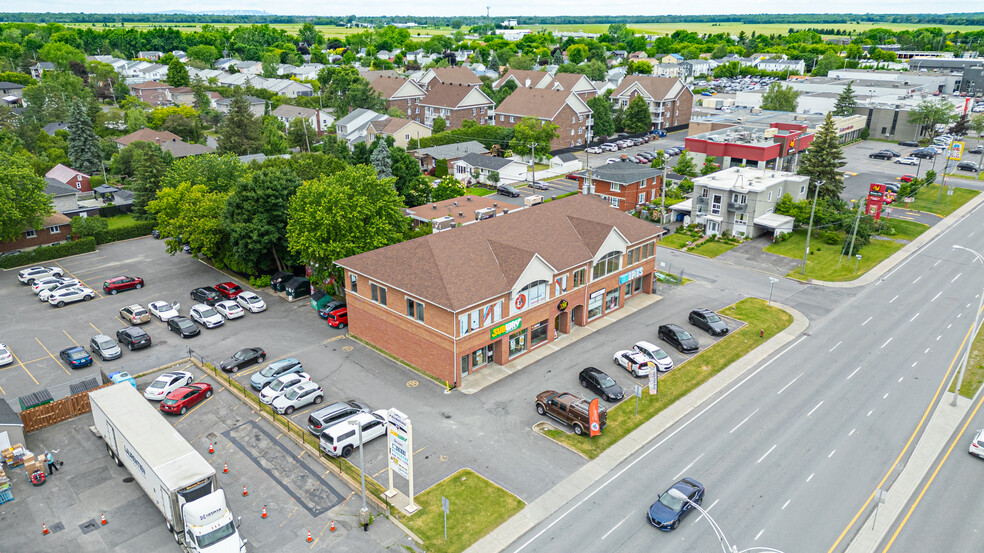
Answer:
911 149 936 159
969 145 984 155
899 174 916 183
898 140 920 147
658 323 699 354
214 300 245 320
689 308 729 336
190 303 224 329
214 281 243 299
236 291 267 313
59 346 93 369
529 181 549 190
578 367 624 402
143 371 194 401
167 316 200 338
317 300 346 320
613 350 656 377
250 357 303 390
148 301 180 321
869 151 894 160
219 347 266 372
18 266 63 284
89 334 122 361
160 383 212 415
585 146 602 154
116 327 152 351
894 156 919 166
647 478 705 531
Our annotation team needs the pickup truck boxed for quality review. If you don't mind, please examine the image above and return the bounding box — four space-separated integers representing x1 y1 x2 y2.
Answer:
535 390 607 436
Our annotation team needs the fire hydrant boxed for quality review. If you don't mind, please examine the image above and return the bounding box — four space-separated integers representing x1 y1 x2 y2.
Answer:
760 329 765 338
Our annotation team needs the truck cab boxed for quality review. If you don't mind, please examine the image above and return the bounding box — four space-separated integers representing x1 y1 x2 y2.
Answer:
181 490 246 552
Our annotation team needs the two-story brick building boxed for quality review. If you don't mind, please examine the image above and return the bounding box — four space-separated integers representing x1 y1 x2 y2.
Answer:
336 194 662 386
416 66 483 89
1 214 72 254
609 75 694 132
368 75 428 118
493 88 593 151
414 83 495 130
567 161 664 212
129 80 173 107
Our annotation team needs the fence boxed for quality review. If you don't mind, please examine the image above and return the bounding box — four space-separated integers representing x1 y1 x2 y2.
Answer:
20 383 112 433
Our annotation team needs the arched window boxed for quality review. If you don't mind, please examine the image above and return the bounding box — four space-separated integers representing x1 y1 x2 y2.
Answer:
592 251 622 280
514 280 548 311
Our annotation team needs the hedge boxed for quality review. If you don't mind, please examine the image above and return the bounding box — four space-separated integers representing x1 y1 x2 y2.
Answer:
0 237 97 269
98 220 156 244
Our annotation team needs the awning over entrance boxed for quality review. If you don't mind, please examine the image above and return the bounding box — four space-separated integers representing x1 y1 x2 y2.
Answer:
754 212 795 234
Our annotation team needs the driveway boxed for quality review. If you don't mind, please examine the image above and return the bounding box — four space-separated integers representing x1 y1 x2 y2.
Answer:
714 236 805 276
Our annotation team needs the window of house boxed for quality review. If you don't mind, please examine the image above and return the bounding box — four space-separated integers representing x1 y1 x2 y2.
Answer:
50 225 60 234
768 191 773 202
500 115 504 121
571 116 575 123
638 192 646 205
370 283 387 306
349 274 358 294
405 134 410 140
608 196 620 208
25 229 36 238
472 108 476 115
530 320 549 347
735 212 748 223
610 183 621 192
711 194 722 215
508 328 527 357
570 129 574 135
592 251 622 280
778 187 782 197
516 280 548 310
800 185 806 194
572 269 586 288
578 115 584 122
471 347 489 368
554 275 568 296
406 298 424 322
509 116 514 123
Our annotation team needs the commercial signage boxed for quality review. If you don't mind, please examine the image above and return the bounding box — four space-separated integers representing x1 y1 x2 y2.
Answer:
648 365 658 395
387 409 411 479
557 299 569 311
618 267 645 285
865 183 886 221
948 141 964 161
588 398 601 437
490 317 522 340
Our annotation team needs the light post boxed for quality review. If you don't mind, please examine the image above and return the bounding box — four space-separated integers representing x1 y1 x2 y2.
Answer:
667 489 788 553
768 277 779 305
951 245 984 406
348 418 371 531
801 180 822 275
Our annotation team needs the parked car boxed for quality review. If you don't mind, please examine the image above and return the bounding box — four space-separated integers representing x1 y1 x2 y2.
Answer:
143 371 194 401
585 146 603 154
535 390 607 436
214 300 245 320
318 300 346 320
882 182 901 193
167 316 200 338
103 275 144 295
120 304 151 325
32 276 73 294
190 303 224 328
689 308 729 336
578 367 624 402
894 156 919 166
236 291 267 313
600 143 619 152
38 281 81 302
89 334 122 361
320 410 388 458
147 300 180 321
898 140 920 147
613 350 656 377
658 323 699 353
116 326 152 351
250 358 303 390
0 343 12 366
259 372 311 404
899 174 916 183
911 149 935 159
214 281 243 299
160 383 213 415
48 286 95 307
271 381 324 415
882 149 901 157
326 307 348 329
190 286 221 305
970 428 984 458
529 181 549 191
957 161 980 173
633 341 674 372
647 478 705 531
18 266 63 285
969 145 984 155
59 346 92 369
869 151 894 160
219 347 266 373
496 185 521 198
307 400 372 436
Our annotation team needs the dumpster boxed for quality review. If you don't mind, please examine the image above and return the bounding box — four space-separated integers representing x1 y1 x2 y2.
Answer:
285 277 311 301
107 371 136 389
18 390 53 411
270 271 294 292
310 289 332 311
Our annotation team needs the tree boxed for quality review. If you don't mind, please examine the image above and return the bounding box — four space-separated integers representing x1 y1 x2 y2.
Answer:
567 44 588 64
370 139 393 178
38 42 85 71
552 49 564 65
391 146 423 200
627 60 653 76
262 52 280 78
124 108 148 132
948 113 970 137
130 146 168 220
971 114 984 168
431 116 447 134
623 95 653 133
832 81 858 116
0 155 52 242
650 150 667 169
67 99 102 176
400 176 432 207
700 156 719 176
224 167 301 273
187 45 219 65
217 94 263 155
907 98 957 141
166 59 190 87
286 117 316 152
298 22 321 47
149 181 231 258
760 82 800 112
286 164 409 286
711 43 729 59
587 95 615 138
487 50 500 72
261 117 289 155
316 66 385 115
673 150 698 178
510 117 560 159
797 112 846 202
811 52 843 77
431 175 465 201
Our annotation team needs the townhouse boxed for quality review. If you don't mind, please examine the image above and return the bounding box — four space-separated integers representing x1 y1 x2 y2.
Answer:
609 75 694 131
368 75 428 118
414 83 495 130
493 88 593 151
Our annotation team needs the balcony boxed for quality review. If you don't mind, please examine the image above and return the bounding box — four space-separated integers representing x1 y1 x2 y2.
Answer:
695 196 708 206
728 202 747 213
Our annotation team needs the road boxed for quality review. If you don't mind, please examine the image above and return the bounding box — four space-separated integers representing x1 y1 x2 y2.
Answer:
501 186 984 552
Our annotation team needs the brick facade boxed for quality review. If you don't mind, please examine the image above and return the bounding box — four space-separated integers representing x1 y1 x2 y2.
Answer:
1 217 72 253
592 173 664 212
495 103 590 151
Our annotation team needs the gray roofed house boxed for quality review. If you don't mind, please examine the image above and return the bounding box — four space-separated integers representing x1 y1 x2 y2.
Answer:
457 153 513 171
159 141 212 158
215 95 266 117
43 121 69 136
588 161 662 185
453 153 528 185
44 178 79 213
409 140 489 173
335 108 388 145
0 81 25 99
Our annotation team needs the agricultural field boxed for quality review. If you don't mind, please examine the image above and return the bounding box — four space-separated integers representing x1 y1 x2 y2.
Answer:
531 21 984 36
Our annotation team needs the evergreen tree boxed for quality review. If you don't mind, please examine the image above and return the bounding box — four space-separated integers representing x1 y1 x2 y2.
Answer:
167 59 190 87
370 139 393 178
130 146 168 220
760 82 800 112
673 150 698 178
832 81 858 116
797 112 846 202
217 94 263 155
623 95 652 133
587 95 615 138
487 50 500 72
552 49 564 65
700 156 719 176
67 99 102 175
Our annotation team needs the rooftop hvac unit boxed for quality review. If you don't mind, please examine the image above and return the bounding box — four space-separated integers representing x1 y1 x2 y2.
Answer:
432 215 456 232
475 207 496 220
763 128 778 137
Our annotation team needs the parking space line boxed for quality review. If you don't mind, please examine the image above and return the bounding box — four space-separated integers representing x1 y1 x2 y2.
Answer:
62 329 81 347
35 337 71 376
9 351 39 385
176 393 216 423
89 322 102 334
114 315 128 327
54 261 104 299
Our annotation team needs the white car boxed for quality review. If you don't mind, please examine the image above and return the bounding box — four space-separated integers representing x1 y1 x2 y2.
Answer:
601 143 619 152
585 146 603 154
271 381 324 415
143 371 194 401
0 343 12 366
148 300 180 321
236 291 267 313
633 341 675 372
189 303 224 329
32 277 67 293
215 300 245 320
319 409 388 458
895 156 919 166
38 281 81 301
18 266 63 284
613 349 657 377
259 372 312 405
606 158 619 164
48 286 95 307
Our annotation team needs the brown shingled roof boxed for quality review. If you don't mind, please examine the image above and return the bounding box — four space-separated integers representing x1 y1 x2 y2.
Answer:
610 75 681 101
419 82 493 109
551 72 592 92
368 75 420 99
368 116 414 135
337 194 661 312
130 80 169 89
429 66 482 86
115 127 182 147
495 88 590 120
493 69 553 89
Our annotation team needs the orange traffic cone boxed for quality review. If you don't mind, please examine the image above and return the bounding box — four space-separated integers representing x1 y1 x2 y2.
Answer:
243 484 248 497
209 443 214 454
223 462 228 474
306 530 313 543
330 519 335 532
100 513 108 525
42 522 50 535
261 505 267 519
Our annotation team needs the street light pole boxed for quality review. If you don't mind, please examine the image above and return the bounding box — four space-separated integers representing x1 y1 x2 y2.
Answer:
348 419 371 530
768 277 779 305
801 180 822 275
951 245 984 406
667 489 787 553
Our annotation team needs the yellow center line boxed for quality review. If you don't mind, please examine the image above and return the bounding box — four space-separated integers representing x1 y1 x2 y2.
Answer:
35 337 71 376
89 322 102 334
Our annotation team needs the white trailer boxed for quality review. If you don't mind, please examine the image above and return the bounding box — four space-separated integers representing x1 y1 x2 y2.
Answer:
89 384 246 552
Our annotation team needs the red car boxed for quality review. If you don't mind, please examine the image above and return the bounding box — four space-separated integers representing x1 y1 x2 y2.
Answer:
214 282 243 299
160 383 212 415
326 307 348 329
899 174 916 183
103 276 145 295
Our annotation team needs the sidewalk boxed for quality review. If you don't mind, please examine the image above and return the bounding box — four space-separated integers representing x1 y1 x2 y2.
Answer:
464 302 809 553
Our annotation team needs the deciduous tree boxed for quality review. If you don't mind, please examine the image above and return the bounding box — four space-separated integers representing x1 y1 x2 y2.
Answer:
431 175 465 201
587 95 615 138
673 150 698 178
510 117 559 159
166 58 190 87
0 155 52 241
623 95 652 133
223 167 301 273
760 82 800 112
907 97 957 141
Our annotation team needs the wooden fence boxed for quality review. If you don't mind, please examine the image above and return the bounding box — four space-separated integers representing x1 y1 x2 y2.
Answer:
20 383 112 433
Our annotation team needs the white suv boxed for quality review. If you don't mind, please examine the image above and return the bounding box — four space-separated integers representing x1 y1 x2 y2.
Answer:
18 266 63 284
271 381 324 415
189 303 224 328
319 410 388 458
259 372 311 405
48 286 95 307
39 281 82 302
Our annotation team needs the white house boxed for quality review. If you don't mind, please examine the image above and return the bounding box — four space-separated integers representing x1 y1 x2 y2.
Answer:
335 108 388 145
454 153 528 185
271 104 334 135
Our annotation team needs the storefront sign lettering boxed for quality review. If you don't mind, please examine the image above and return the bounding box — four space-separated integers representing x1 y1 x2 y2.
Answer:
618 267 645 285
557 299 569 311
514 294 526 310
491 317 522 340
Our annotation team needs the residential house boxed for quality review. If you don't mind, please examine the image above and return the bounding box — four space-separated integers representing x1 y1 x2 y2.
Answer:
214 58 238 71
690 167 808 238
217 72 259 88
361 70 402 82
410 141 489 173
233 60 263 75
368 76 427 117
549 73 598 100
366 117 432 149
45 164 92 194
415 83 495 130
1 214 72 254
629 52 649 61
263 79 314 98
453 153 527 185
680 60 713 78
492 69 555 90
42 122 69 136
549 152 583 173
169 86 196 106
0 81 25 100
133 63 168 82
114 128 182 150
129 81 173 106
189 69 225 83
661 54 685 64
493 88 593 151
335 108 388 145
171 50 189 63
416 66 482 89
271 104 334 135
756 59 806 75
44 178 80 214
652 64 683 79
291 64 324 81
609 75 694 131
159 141 212 159
215 96 266 117
31 62 55 80
567 160 663 212
137 51 163 61
405 195 511 231
276 64 299 76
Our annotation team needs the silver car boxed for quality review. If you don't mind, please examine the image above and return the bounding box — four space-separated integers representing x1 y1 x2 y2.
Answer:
89 334 122 361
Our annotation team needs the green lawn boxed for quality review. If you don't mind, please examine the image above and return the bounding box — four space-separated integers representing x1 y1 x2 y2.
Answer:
876 218 929 241
904 185 979 216
401 469 524 553
464 187 493 196
766 229 904 282
106 214 136 229
542 299 792 459
657 233 696 250
687 240 740 258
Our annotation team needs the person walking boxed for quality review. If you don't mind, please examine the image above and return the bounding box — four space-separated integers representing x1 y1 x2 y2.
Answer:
45 450 60 475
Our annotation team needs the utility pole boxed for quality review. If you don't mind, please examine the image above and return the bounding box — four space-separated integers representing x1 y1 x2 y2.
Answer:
529 142 537 184
801 180 822 275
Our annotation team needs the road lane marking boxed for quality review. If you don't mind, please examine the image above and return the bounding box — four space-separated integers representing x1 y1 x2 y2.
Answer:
757 444 777 464
862 316 872 326
867 410 873 416
933 259 941 268
807 401 823 417
847 366 861 380
912 276 921 284
937 335 942 341
912 361 918 367
755 529 764 540
931 291 942 302
952 272 962 283
601 516 627 540
910 313 919 322
777 374 802 394
673 453 704 481
849 428 856 436
692 498 719 526
828 449 836 458
782 499 791 510
830 341 841 352
925 348 931 353
730 409 758 433
35 337 71 375
889 295 899 304
898 377 904 383
882 338 893 348
884 393 890 399
62 329 81 346
807 473 814 482
947 323 952 329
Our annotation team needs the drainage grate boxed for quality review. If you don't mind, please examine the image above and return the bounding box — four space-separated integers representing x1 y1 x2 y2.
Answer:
48 521 65 534
79 519 99 534
123 476 135 483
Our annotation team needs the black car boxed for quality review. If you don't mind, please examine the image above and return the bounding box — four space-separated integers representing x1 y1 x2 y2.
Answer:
190 286 221 305
956 161 980 173
496 185 520 197
116 327 152 351
317 300 347 320
898 140 920 147
219 347 266 372
688 308 729 336
911 149 936 159
868 151 894 160
882 149 901 157
969 145 984 155
647 478 705 531
168 316 201 338
578 367 624 402
658 323 699 354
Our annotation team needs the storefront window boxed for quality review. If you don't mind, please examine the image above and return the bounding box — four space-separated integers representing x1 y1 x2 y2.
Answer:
472 347 489 369
509 329 527 358
530 321 548 347
605 288 620 312
624 282 633 298
633 276 643 293
588 289 604 320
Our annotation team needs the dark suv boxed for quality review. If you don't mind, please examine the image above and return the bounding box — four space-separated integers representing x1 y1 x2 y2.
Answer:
190 286 221 305
307 399 371 436
116 326 152 351
688 308 729 336
658 323 699 354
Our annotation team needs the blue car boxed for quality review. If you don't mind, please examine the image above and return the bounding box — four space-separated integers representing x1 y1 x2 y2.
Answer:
647 478 704 531
59 346 93 369
250 358 303 390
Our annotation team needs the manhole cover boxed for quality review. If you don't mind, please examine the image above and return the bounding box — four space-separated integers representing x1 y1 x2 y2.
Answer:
207 432 219 441
79 519 99 534
123 476 135 483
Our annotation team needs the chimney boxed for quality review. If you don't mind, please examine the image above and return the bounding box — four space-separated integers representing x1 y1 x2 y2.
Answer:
466 196 472 201
493 202 498 207
459 211 463 217
432 204 437 209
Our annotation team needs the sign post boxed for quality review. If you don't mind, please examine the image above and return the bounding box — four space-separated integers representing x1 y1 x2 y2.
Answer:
442 497 449 541
385 408 419 513
634 385 642 418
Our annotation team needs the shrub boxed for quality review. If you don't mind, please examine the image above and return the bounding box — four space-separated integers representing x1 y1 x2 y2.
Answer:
820 230 841 245
71 216 110 242
98 205 125 218
859 128 870 140
0 237 98 269
249 274 272 287
100 220 156 243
